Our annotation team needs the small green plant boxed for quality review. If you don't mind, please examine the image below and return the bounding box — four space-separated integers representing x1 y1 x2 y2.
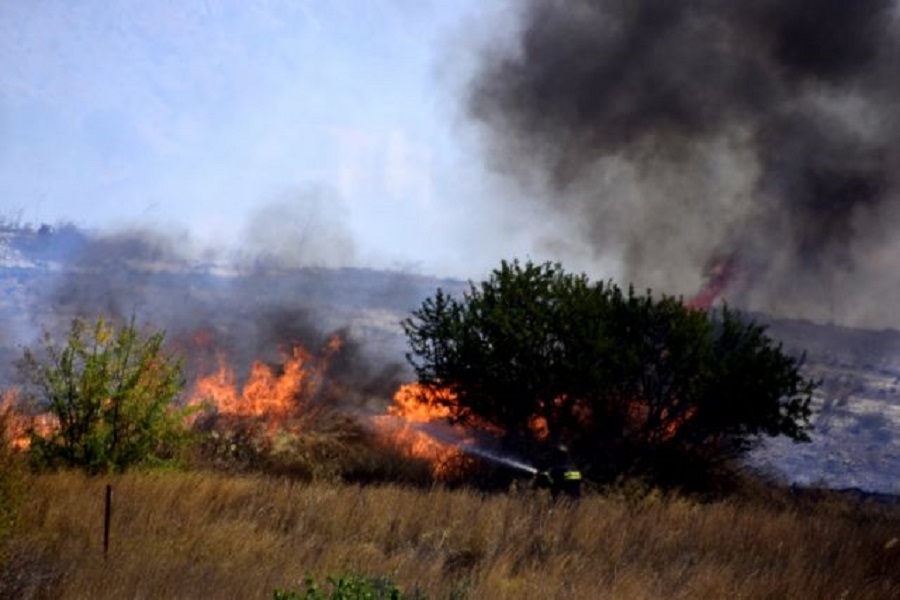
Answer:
274 574 408 600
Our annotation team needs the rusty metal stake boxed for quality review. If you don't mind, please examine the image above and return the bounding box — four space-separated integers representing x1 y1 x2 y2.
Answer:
103 484 111 559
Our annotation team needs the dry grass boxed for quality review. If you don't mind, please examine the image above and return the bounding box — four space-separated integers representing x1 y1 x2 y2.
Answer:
2 470 899 599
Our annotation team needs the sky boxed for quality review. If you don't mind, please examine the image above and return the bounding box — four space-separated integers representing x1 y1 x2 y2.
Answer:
0 0 577 278
7 1 900 332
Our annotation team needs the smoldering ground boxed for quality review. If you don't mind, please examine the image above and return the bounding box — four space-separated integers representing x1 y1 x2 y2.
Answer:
467 0 900 328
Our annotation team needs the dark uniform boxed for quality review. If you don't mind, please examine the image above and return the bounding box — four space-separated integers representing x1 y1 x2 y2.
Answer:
540 463 582 498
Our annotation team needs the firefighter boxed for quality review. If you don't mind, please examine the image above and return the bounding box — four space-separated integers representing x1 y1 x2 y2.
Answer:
539 445 582 498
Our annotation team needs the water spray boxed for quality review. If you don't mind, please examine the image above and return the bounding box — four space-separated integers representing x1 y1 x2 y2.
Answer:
455 442 539 475
405 420 540 475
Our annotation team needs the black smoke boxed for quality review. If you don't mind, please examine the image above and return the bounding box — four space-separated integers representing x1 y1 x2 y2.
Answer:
467 0 900 326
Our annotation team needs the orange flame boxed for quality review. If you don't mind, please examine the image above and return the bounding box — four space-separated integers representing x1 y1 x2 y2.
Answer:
529 415 550 441
528 394 593 442
188 335 341 430
660 405 698 442
687 255 736 310
388 383 456 422
626 398 698 443
376 383 468 478
1 388 56 450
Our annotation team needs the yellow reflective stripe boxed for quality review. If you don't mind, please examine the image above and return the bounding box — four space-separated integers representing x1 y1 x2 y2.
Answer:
564 471 582 481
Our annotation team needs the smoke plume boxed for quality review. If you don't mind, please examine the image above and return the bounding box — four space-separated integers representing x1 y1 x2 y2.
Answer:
468 0 900 327
241 187 358 271
3 224 406 405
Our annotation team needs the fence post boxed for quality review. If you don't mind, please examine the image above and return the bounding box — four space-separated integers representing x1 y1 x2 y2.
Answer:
103 483 111 559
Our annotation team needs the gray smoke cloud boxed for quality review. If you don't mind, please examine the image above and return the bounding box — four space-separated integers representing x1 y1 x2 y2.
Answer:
467 0 900 327
240 186 358 271
1 221 405 404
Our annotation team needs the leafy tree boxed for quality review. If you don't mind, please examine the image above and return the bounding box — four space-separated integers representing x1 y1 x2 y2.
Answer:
403 260 815 486
20 316 192 473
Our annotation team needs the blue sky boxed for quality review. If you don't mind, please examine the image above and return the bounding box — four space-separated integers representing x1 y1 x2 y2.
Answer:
0 0 585 277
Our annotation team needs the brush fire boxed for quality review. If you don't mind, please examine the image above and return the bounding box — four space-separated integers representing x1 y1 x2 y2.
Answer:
375 383 470 478
2 312 700 480
0 334 478 479
188 335 341 427
185 337 474 478
1 389 56 451
1 328 697 479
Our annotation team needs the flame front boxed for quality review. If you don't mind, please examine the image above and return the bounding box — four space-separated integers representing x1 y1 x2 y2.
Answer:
3 334 497 482
687 255 736 310
193 351 306 420
1 388 56 450
626 399 698 443
388 383 455 422
377 383 468 478
188 335 340 430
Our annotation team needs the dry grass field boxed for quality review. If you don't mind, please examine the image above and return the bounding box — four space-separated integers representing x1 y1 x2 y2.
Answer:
1 470 898 599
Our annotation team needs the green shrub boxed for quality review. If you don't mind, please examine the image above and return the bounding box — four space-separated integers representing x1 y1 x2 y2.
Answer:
404 259 816 490
20 315 195 473
274 573 472 600
274 574 408 600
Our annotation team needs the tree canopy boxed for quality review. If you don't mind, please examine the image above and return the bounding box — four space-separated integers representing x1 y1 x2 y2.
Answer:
19 316 192 473
403 260 815 486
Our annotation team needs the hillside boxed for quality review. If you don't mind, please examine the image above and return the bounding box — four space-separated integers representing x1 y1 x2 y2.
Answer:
1 225 898 494
750 316 900 493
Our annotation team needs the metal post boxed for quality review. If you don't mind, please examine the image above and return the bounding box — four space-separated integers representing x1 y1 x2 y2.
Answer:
103 484 111 558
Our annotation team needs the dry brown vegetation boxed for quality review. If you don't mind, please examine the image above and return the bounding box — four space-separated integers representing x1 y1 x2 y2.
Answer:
1 470 898 599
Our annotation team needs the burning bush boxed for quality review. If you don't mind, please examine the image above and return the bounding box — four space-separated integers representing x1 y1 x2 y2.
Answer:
403 259 816 490
372 383 479 482
184 337 445 485
0 400 26 560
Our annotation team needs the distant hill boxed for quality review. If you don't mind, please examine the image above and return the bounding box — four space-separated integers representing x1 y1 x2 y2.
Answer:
2 224 898 494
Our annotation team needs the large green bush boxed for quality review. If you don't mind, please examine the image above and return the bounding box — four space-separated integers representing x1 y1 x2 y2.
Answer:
403 259 815 487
